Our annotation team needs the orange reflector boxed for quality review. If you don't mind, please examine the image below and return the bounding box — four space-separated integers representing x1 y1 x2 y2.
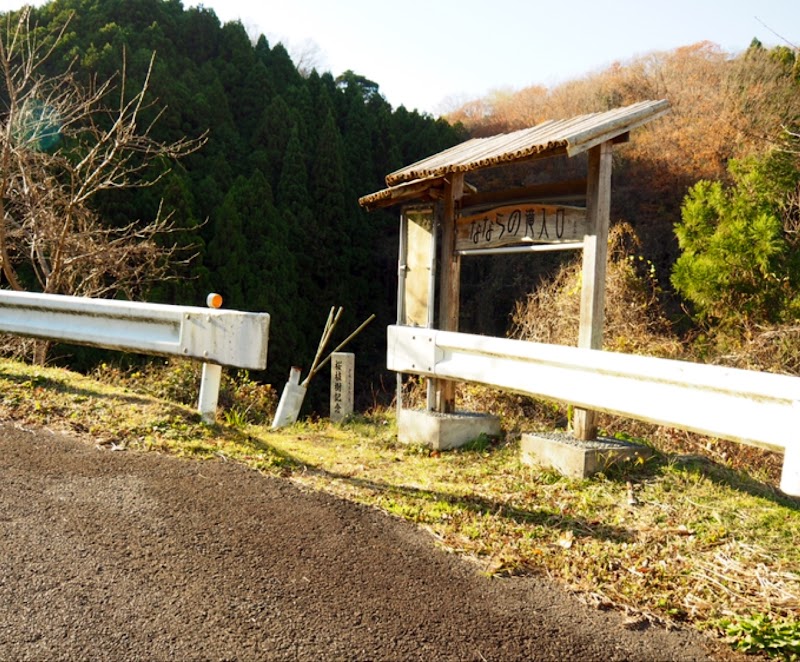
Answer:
206 292 223 309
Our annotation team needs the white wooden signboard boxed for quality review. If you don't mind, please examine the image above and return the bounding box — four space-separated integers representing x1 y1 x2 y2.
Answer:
404 210 434 327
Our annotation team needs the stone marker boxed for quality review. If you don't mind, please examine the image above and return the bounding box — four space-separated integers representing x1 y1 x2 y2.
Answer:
330 352 354 422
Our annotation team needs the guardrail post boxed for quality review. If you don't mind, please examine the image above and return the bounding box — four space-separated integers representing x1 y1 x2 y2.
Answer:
781 443 800 497
781 402 800 496
196 292 225 424
198 363 222 424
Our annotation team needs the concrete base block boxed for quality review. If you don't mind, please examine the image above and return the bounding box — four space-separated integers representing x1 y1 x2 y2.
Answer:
398 409 501 450
520 432 652 479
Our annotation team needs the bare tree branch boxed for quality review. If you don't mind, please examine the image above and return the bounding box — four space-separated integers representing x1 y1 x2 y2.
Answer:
0 7 207 362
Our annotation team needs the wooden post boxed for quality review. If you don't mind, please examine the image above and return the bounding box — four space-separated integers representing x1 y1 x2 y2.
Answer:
573 141 613 440
434 173 464 413
396 209 408 415
426 209 440 411
397 207 436 414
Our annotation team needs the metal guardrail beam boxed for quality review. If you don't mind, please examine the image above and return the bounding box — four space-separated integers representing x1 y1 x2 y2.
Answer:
387 325 800 496
0 290 270 422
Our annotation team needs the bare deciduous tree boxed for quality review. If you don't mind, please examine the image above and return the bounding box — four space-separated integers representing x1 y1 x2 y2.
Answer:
291 38 325 78
0 8 206 308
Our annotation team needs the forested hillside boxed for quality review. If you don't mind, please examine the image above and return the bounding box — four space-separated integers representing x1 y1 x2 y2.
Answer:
0 0 465 396
2 0 799 403
447 41 800 349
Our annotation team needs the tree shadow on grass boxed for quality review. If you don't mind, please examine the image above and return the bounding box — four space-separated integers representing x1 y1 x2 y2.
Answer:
593 440 800 511
0 369 182 410
346 471 636 544
506 422 794 509
277 458 636 546
659 452 800 510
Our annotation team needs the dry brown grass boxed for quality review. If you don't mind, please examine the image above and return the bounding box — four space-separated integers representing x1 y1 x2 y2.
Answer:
472 221 786 486
509 222 682 358
0 355 797 658
705 325 800 377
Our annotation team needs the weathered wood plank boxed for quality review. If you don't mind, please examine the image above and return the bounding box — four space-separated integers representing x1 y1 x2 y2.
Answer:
434 173 464 413
456 203 587 252
574 141 613 440
404 210 434 327
460 178 587 211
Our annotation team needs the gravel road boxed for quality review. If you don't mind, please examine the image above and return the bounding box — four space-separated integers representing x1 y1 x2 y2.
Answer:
0 424 745 661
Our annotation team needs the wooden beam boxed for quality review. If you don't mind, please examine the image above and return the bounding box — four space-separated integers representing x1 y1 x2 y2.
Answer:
359 177 447 211
434 173 464 413
460 178 587 211
573 141 613 440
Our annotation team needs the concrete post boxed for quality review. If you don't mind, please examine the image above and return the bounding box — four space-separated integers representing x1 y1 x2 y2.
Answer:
781 443 800 496
781 402 800 496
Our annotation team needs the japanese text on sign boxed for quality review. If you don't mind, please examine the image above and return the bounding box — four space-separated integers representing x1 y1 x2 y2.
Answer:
456 204 587 252
330 352 354 422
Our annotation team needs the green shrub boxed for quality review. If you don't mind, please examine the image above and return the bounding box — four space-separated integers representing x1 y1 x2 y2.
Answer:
720 613 800 661
92 359 277 425
672 150 800 328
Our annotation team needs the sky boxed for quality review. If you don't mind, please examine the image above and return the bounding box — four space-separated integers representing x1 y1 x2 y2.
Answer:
2 0 799 115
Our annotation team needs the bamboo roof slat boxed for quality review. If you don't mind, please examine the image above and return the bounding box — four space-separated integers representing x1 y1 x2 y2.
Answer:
359 100 669 210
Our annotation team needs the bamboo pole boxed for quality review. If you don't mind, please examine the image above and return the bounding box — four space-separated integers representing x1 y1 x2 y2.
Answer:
303 306 342 387
306 314 376 381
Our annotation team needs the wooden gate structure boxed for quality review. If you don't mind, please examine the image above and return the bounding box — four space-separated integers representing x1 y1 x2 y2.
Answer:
358 99 800 494
359 100 670 443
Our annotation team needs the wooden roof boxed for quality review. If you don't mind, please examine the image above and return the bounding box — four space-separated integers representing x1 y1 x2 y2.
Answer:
359 99 669 210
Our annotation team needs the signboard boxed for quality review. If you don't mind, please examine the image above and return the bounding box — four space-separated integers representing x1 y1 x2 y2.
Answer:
456 203 587 252
404 210 434 327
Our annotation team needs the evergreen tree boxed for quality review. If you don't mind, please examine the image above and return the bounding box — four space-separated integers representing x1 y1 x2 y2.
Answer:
309 108 348 307
181 4 222 62
277 125 314 365
672 150 800 327
206 172 300 380
2 0 471 395
250 95 295 189
216 21 271 139
338 71 379 198
205 191 248 309
152 170 210 305
260 42 303 93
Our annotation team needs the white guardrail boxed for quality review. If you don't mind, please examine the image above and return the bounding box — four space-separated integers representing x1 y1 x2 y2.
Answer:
387 324 800 496
0 290 269 423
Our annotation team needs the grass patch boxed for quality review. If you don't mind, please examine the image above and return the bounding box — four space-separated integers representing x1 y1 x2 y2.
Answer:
0 357 798 658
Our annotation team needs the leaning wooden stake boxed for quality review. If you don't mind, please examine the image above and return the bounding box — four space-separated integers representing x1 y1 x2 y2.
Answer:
271 311 374 429
270 366 306 430
303 314 375 385
305 306 342 384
